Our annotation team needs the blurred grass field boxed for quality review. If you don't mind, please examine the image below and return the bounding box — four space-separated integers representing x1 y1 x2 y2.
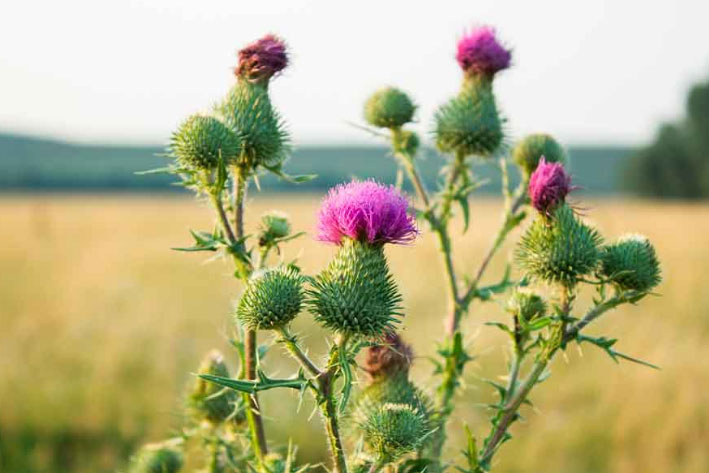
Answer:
1 194 708 473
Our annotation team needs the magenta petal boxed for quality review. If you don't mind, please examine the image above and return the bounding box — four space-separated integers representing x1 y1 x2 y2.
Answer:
456 26 511 76
528 157 572 214
316 180 418 246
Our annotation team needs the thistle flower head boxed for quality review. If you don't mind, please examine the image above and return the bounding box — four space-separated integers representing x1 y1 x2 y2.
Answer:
456 26 511 77
364 87 416 129
361 403 430 461
316 180 417 246
189 350 238 425
170 115 240 170
516 205 602 286
600 234 661 292
308 239 403 337
528 157 573 215
513 134 567 176
236 34 288 83
129 443 183 473
363 332 414 379
236 266 304 330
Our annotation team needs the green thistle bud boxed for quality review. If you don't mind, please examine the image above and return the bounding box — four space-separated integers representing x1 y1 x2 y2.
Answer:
308 239 403 337
129 443 183 473
355 374 430 421
392 129 420 157
364 87 416 129
516 205 602 286
433 78 503 159
506 289 547 323
258 211 291 245
218 81 290 170
189 350 237 425
361 403 429 461
170 115 241 170
599 234 661 292
236 266 304 330
512 134 567 176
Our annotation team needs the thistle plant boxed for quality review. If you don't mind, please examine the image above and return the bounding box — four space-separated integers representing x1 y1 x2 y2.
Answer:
126 26 663 473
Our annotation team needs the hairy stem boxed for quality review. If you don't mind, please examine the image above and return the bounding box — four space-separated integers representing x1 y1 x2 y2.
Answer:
318 335 350 473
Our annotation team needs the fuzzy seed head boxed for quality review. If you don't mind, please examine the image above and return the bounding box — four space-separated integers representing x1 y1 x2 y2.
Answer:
364 87 416 128
506 290 547 323
170 115 240 170
513 134 567 176
189 350 238 425
129 443 183 473
528 157 572 214
317 180 417 246
516 205 602 286
308 239 403 337
236 34 288 83
363 332 414 379
600 234 661 292
456 26 511 77
237 267 304 330
433 81 503 158
362 403 429 461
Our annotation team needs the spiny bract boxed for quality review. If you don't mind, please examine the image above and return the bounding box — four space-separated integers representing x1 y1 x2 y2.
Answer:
354 373 430 424
364 87 416 129
599 234 661 292
217 82 290 170
516 205 602 286
513 133 567 176
361 403 430 461
433 80 503 158
170 115 241 170
189 350 238 425
128 443 183 473
308 239 403 337
236 266 304 330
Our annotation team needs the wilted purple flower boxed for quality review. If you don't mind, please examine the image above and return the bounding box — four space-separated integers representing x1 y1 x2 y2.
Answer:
364 331 414 378
456 26 511 77
528 157 573 214
236 34 288 82
317 180 418 246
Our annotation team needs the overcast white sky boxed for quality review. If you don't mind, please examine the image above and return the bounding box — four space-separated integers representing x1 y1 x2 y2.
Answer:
0 0 707 146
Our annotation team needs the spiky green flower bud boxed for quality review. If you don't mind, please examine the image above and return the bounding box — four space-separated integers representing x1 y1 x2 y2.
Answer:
236 266 304 330
364 87 416 129
189 350 237 425
516 205 602 286
258 211 291 245
170 115 241 170
506 289 547 322
599 234 661 292
308 239 403 337
218 82 290 170
355 374 429 421
129 443 183 473
433 79 503 158
512 134 567 176
362 403 429 461
392 129 420 157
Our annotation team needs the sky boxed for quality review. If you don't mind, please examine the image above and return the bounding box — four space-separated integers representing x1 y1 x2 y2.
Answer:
0 0 707 146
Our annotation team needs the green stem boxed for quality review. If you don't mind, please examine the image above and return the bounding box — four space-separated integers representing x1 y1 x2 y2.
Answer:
318 335 350 473
277 327 322 378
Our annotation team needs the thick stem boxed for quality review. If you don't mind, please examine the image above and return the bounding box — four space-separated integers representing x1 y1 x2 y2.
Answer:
318 335 349 473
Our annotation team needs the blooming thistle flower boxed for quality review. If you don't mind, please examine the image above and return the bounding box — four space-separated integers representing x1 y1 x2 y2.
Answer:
456 26 511 78
236 34 288 83
528 157 573 215
316 180 417 246
309 181 417 337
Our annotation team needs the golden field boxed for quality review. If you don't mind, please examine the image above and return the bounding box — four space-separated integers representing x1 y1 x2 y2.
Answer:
1 194 708 473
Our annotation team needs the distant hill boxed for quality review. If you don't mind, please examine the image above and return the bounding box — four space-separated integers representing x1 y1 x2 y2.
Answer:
0 133 634 194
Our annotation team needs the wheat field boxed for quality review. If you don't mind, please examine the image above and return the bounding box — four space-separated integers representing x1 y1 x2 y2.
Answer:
1 194 708 473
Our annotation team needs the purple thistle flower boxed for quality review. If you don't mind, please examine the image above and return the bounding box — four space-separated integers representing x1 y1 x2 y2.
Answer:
456 26 511 77
236 34 288 82
528 157 573 214
317 180 418 246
